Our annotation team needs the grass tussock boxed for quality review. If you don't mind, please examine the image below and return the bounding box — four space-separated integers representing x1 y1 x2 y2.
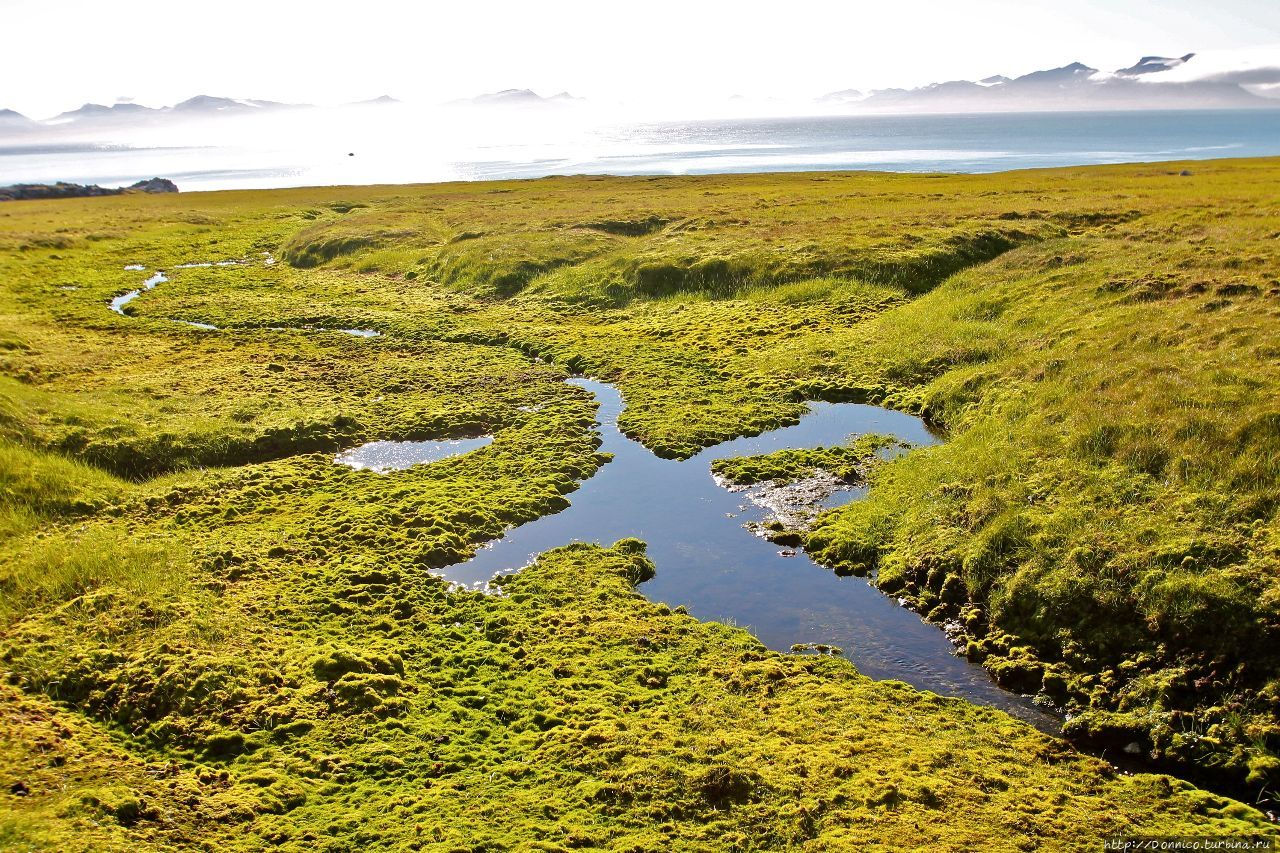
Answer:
711 434 903 485
0 526 187 624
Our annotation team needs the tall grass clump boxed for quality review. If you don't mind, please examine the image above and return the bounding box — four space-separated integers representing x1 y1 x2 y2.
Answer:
0 525 187 624
0 441 123 525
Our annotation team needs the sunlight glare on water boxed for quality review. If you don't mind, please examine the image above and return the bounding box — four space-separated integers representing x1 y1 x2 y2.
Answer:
4 107 1279 191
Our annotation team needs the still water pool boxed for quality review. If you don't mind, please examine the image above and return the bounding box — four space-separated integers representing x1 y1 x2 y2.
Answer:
438 378 1059 731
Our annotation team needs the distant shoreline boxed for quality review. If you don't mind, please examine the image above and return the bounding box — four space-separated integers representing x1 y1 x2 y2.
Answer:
3 109 1279 193
0 178 176 201
11 155 1280 199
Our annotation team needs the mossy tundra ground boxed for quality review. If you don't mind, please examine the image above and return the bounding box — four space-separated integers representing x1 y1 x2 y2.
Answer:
1 161 1279 849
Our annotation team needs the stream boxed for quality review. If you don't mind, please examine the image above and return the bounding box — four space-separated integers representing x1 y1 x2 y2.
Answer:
109 262 1059 732
434 378 1060 731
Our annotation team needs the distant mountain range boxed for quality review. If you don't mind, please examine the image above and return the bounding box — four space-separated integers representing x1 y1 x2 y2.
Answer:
2 53 1277 139
0 96 317 139
0 90 585 139
818 53 1279 112
449 89 583 108
42 95 313 127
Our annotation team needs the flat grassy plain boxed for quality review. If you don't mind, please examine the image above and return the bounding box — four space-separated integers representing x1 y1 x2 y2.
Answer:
1 161 1278 849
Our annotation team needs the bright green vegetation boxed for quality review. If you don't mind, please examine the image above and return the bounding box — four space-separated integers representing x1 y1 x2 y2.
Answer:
2 162 1279 848
710 435 903 486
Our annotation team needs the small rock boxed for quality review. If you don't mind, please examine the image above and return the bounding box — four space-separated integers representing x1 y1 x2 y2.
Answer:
128 177 178 193
10 781 28 796
1179 170 1193 177
1123 742 1142 755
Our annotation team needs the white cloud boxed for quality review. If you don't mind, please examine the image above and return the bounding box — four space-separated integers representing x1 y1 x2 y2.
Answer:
1137 45 1280 85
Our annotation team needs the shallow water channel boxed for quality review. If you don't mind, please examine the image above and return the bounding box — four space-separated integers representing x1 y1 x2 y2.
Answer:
109 272 167 314
109 264 378 338
440 378 1059 731
106 263 1057 730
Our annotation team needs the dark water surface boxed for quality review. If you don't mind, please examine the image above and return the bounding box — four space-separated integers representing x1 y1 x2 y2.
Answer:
440 379 1059 731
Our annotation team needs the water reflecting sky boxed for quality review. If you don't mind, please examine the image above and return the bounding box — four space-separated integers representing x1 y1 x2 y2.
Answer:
438 379 1060 731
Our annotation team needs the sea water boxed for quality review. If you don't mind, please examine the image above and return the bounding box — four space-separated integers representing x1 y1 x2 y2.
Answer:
3 109 1278 191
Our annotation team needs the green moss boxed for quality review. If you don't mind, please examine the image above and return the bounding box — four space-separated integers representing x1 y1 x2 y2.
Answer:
711 433 902 485
2 163 1279 848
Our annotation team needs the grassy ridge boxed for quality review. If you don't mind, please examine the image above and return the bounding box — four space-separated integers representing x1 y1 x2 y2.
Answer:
1 163 1278 847
793 199 1280 789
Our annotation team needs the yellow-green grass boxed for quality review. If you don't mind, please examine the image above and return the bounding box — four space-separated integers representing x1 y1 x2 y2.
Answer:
1 161 1279 848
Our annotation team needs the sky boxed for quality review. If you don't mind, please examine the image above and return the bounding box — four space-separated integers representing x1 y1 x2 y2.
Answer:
3 0 1280 117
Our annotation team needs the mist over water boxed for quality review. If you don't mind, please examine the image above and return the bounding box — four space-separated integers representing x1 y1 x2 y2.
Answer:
4 106 1280 190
